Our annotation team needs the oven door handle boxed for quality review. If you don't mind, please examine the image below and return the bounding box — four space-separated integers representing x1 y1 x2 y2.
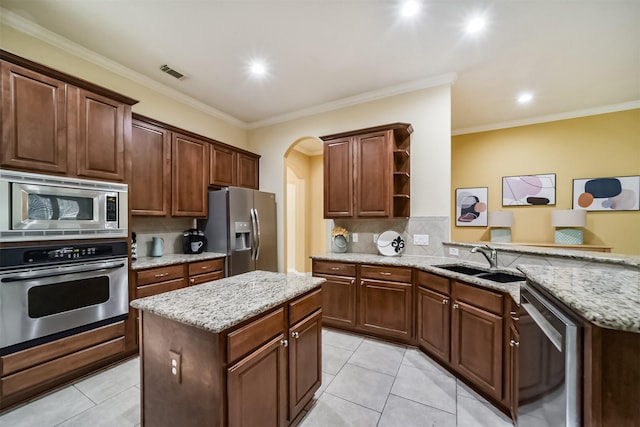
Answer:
1 261 126 283
521 301 563 352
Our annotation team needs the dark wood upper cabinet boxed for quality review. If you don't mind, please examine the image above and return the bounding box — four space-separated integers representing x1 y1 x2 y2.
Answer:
172 132 209 217
0 50 137 181
130 119 171 216
0 60 69 174
237 152 259 189
76 89 128 181
210 143 260 190
321 123 412 219
210 143 236 187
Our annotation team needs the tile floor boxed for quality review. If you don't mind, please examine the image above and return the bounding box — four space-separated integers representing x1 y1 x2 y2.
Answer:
0 328 513 427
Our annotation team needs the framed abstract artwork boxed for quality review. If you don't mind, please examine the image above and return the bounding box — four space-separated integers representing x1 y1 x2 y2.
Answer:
455 187 488 226
502 173 556 206
573 176 640 211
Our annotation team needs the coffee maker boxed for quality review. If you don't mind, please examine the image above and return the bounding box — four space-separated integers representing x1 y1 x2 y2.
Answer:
182 229 207 254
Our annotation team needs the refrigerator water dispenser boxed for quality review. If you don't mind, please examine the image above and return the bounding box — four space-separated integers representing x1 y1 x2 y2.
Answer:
234 222 251 250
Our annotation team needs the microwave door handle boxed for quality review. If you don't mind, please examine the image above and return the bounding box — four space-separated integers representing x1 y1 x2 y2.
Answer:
1 261 126 283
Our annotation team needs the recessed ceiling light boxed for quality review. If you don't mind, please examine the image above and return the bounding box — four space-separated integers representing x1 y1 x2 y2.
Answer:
518 93 534 104
466 17 485 33
250 62 266 76
401 1 420 17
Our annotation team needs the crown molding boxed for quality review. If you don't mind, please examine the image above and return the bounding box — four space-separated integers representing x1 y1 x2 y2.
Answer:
452 100 640 136
247 72 458 129
0 7 247 128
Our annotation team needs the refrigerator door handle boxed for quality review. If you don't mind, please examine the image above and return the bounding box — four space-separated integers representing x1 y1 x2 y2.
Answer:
254 208 262 262
250 208 259 261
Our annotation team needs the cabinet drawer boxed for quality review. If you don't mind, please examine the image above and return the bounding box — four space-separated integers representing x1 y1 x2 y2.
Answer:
289 289 322 325
227 308 285 364
136 264 184 286
1 321 125 376
313 260 356 277
417 270 450 295
453 281 503 315
188 258 224 276
189 270 224 286
1 336 125 397
136 278 185 298
361 265 412 283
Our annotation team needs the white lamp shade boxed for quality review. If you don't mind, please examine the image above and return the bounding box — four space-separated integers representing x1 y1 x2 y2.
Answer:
489 211 514 227
552 209 586 227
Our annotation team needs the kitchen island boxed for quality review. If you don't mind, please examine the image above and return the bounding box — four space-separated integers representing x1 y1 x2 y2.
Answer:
130 270 325 427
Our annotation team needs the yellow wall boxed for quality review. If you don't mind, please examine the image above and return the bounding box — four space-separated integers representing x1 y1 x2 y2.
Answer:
309 154 325 266
452 109 640 254
0 24 248 148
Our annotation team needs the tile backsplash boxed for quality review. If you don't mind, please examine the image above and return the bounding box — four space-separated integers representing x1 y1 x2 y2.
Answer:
132 217 196 256
331 216 449 257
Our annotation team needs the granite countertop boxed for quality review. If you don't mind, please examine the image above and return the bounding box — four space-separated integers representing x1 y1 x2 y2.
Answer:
131 252 226 270
311 253 524 302
130 271 325 333
311 252 640 333
518 265 640 333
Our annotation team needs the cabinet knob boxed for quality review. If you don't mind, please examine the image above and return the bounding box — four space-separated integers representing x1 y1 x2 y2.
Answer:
509 340 520 347
350 279 355 285
453 303 459 309
190 278 195 284
442 299 448 305
280 339 289 347
292 331 299 339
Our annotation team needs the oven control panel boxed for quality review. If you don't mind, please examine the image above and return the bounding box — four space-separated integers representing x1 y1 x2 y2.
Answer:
0 241 128 269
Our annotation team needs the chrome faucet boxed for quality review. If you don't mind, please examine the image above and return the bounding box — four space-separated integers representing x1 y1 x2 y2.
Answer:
471 244 498 269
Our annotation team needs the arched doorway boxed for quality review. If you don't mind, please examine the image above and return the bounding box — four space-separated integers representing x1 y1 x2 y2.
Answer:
283 137 324 275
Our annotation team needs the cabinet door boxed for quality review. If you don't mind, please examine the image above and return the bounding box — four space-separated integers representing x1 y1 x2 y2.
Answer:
359 278 413 341
76 89 126 181
354 131 390 217
289 310 322 420
508 322 520 424
171 133 209 217
451 300 503 399
227 334 287 427
417 286 450 362
320 275 356 328
237 152 259 189
130 119 171 215
323 137 353 218
0 61 68 174
210 143 236 187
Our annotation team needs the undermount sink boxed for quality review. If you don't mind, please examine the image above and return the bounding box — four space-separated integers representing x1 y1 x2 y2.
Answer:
434 264 524 283
434 264 489 276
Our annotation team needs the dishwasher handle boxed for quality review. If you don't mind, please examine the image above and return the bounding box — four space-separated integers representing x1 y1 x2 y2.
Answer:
521 301 563 352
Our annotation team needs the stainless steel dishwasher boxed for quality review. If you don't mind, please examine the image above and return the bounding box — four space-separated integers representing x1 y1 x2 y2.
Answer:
518 282 582 426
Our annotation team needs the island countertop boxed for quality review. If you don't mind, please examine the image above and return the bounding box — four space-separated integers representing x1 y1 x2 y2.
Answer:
130 270 325 333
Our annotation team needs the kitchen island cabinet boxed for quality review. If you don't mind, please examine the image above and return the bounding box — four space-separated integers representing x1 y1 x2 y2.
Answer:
130 271 324 427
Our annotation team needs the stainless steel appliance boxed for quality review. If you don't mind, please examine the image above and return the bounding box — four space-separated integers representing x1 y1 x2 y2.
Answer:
182 228 207 254
201 187 277 276
0 169 128 242
0 240 129 355
518 282 582 426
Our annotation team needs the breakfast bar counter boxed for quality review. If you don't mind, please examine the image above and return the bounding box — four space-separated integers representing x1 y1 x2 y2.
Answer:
131 271 325 427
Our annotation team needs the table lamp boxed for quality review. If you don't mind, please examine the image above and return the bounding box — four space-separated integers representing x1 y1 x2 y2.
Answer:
488 211 514 242
552 209 586 244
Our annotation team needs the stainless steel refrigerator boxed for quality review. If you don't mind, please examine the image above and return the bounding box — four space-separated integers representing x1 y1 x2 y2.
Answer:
201 187 277 276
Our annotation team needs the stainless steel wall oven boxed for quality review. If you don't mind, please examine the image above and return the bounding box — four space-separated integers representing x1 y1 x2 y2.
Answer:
0 240 129 355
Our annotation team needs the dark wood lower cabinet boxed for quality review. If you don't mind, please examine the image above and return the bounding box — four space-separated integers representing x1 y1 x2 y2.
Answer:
320 276 357 328
359 278 413 341
416 286 450 363
228 335 288 427
451 300 503 400
289 310 322 420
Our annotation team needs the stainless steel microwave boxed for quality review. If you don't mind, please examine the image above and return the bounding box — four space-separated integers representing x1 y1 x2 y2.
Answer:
0 169 128 241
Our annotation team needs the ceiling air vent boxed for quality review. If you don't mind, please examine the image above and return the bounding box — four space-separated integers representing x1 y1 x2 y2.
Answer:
160 64 185 80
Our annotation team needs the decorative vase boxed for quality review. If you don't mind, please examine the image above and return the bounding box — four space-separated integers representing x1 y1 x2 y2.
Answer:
331 235 348 253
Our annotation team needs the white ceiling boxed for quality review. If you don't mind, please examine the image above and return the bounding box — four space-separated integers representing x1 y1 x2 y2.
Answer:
1 1 639 134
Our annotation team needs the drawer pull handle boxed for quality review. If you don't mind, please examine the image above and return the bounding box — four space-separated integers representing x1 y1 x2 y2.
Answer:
453 303 459 309
280 339 289 347
511 316 520 321
292 332 299 339
154 273 169 278
330 267 340 271
509 340 520 347
201 266 210 270
379 272 392 276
